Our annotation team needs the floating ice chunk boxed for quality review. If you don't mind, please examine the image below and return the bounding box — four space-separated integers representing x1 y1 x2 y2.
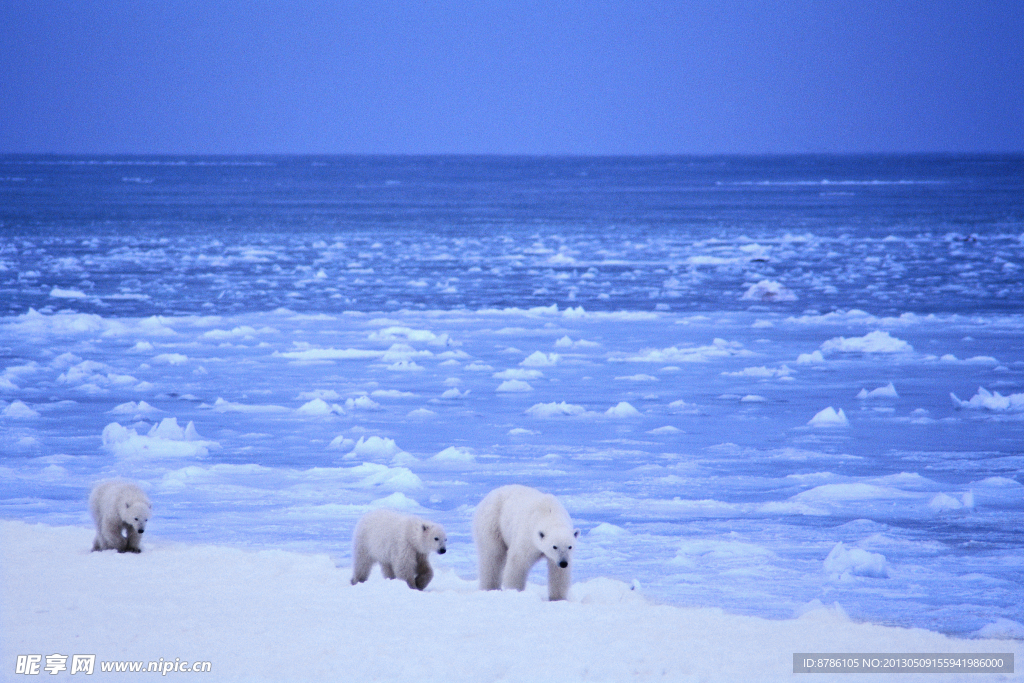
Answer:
962 490 974 509
347 436 405 460
554 336 600 349
131 341 154 352
740 280 797 302
406 408 436 418
648 425 680 434
808 407 849 427
975 618 1024 640
296 390 341 401
508 427 538 435
103 420 216 458
202 326 260 340
496 380 533 392
622 338 753 363
821 330 912 354
951 387 1024 412
740 395 766 402
211 398 290 413
49 287 87 299
2 400 40 418
615 374 658 382
328 435 355 450
493 368 543 380
388 360 424 371
345 396 382 411
574 577 646 605
370 389 416 399
823 542 889 579
440 388 470 399
153 353 188 365
588 522 630 538
605 401 641 418
296 398 345 416
966 355 998 364
465 362 493 371
369 491 423 509
797 350 825 364
276 347 383 361
672 538 777 568
668 400 700 414
856 383 898 400
928 493 963 512
722 365 792 378
940 354 958 362
432 446 475 462
526 401 587 417
520 351 560 367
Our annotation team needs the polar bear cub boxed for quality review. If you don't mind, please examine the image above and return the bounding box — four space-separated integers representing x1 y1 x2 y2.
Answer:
89 479 152 553
474 484 580 601
350 508 447 590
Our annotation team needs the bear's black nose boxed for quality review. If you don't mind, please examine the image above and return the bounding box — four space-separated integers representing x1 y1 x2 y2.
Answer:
558 560 568 568
438 547 446 554
138 529 144 533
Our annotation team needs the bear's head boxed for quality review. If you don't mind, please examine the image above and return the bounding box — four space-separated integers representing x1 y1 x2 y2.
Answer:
534 526 580 569
420 522 447 555
121 499 151 535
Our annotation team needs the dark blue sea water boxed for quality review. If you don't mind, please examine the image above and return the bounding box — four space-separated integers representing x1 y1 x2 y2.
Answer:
2 154 1023 317
1 155 1023 638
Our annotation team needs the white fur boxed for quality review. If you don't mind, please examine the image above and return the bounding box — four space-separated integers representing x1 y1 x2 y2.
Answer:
89 479 152 553
350 509 447 590
473 484 580 601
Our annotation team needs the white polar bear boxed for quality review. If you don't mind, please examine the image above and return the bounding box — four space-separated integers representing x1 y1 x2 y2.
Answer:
473 484 579 601
350 509 447 590
89 479 152 553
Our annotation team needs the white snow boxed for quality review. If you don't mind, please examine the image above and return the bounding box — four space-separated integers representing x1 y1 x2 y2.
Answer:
2 521 1015 683
496 379 533 392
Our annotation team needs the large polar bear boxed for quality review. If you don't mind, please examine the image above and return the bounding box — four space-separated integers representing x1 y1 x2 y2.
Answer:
89 479 152 553
473 484 579 601
350 509 447 590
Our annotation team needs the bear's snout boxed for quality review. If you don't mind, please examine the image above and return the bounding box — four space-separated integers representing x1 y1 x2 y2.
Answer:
558 560 568 569
138 528 145 533
438 547 446 554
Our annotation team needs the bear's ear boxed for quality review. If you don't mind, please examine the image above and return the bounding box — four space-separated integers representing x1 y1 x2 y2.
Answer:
538 531 545 539
422 524 428 532
125 502 130 508
574 529 580 538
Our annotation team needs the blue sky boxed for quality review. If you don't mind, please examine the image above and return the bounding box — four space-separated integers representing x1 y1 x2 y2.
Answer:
1 0 1021 154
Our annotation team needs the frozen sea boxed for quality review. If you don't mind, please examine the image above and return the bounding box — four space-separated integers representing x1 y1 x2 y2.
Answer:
1 154 1023 639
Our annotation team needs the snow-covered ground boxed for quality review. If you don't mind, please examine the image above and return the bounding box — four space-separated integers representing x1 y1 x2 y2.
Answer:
3 520 1019 682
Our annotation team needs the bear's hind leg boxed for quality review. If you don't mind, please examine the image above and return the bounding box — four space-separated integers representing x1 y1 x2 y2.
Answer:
380 562 397 580
546 557 571 601
351 551 374 585
414 553 433 590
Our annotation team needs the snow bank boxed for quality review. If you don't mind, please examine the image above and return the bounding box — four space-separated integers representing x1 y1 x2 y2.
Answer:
2 521 1015 683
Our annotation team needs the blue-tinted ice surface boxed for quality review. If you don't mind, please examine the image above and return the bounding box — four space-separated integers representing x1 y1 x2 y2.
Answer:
1 155 1022 637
